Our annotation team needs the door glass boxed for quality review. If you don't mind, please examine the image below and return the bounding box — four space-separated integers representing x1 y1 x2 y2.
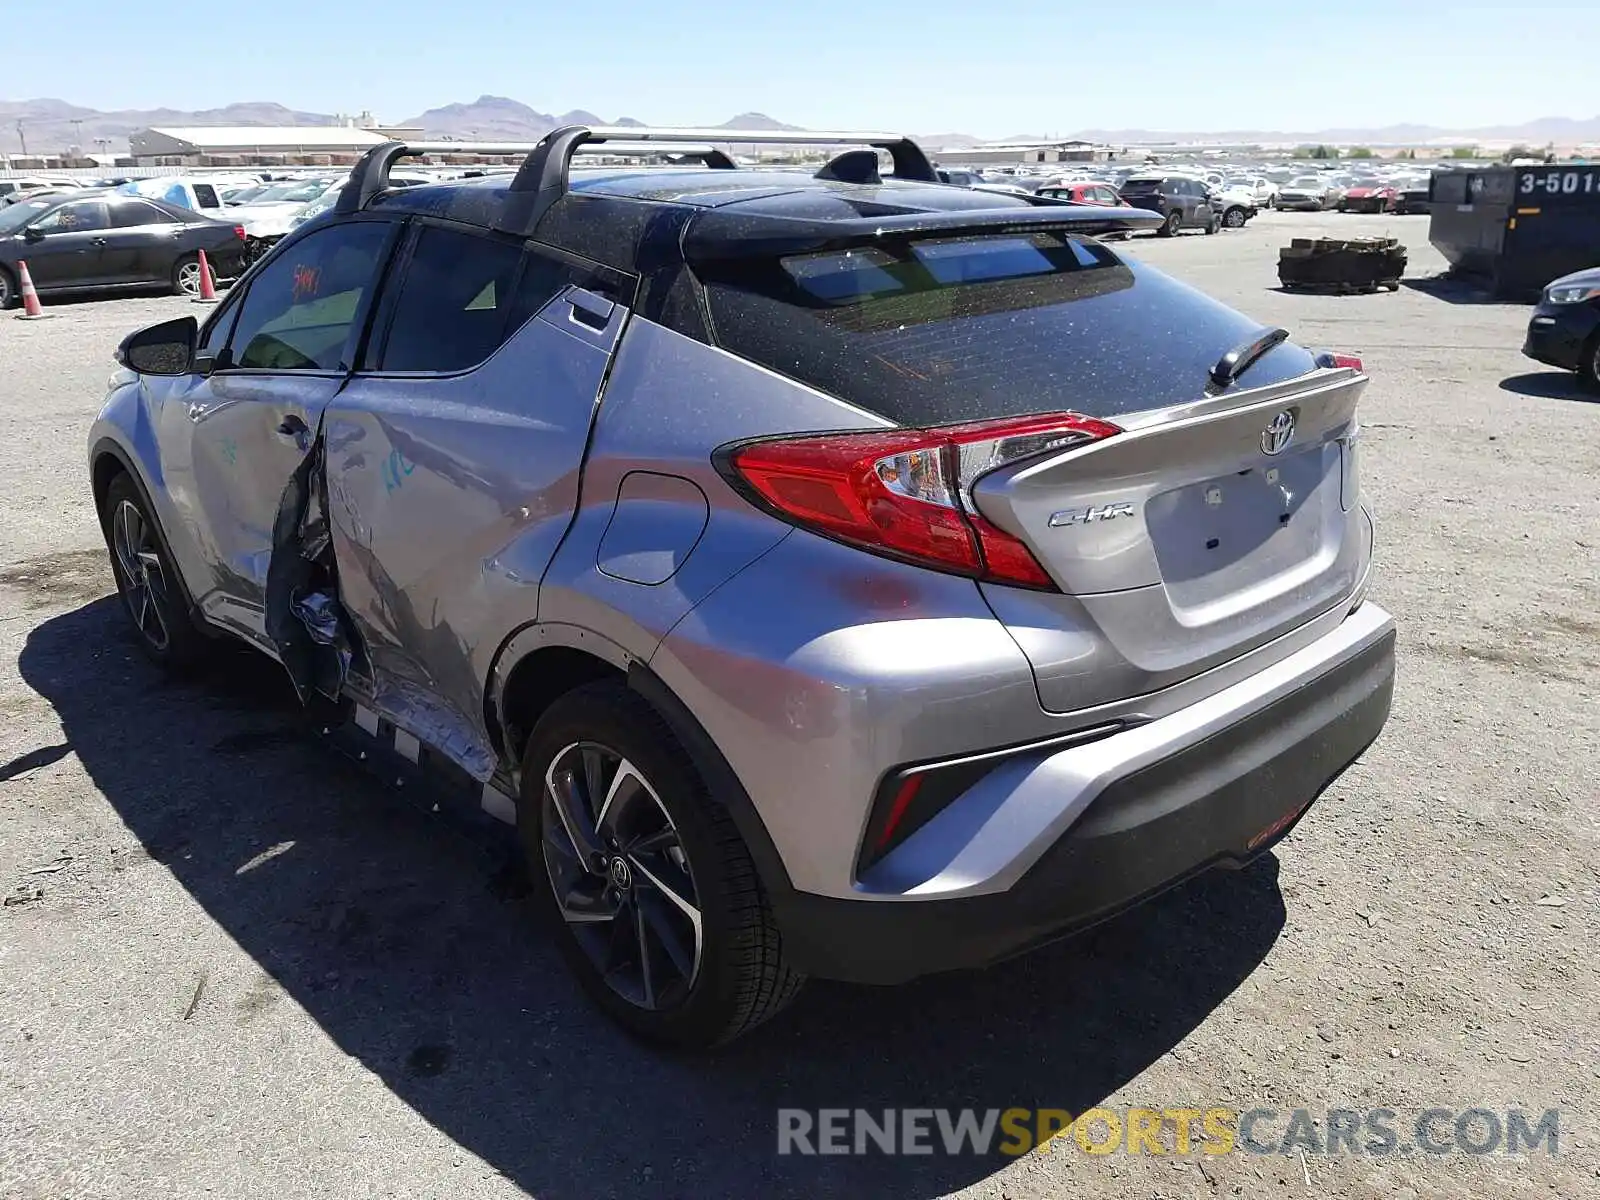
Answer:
226 221 391 372
32 200 111 233
193 184 221 209
375 225 528 373
113 200 178 228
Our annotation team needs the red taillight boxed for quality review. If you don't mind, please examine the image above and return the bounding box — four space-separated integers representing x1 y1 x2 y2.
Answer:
722 411 1120 589
233 225 247 241
1329 353 1363 371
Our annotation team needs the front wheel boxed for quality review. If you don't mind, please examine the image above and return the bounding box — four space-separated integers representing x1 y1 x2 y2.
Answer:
1223 206 1248 228
0 265 15 310
1158 210 1182 238
1204 213 1220 235
1581 333 1600 392
100 473 208 669
520 682 804 1047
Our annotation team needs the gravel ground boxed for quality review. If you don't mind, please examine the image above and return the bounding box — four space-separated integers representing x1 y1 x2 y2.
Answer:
1 210 1596 1200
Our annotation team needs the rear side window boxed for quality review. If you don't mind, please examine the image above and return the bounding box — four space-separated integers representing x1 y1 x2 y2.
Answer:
225 221 391 372
698 232 1317 426
372 227 584 373
113 200 178 228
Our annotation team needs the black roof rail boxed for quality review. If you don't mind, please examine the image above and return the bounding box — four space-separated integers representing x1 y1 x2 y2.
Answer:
337 125 940 231
334 133 747 218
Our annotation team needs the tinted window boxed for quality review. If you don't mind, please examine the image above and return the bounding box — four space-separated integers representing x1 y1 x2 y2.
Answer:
32 200 111 233
1120 178 1160 193
377 225 534 373
699 232 1316 426
113 200 178 228
193 184 220 209
226 221 391 372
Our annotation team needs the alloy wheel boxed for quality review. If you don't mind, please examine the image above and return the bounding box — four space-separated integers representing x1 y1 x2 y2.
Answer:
540 740 703 1010
111 499 171 651
175 260 202 297
0 270 12 309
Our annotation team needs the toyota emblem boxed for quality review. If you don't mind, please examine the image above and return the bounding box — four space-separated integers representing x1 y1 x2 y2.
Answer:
1261 410 1296 456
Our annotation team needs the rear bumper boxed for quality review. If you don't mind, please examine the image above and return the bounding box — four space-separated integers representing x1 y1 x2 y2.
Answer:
777 602 1396 984
1522 305 1598 370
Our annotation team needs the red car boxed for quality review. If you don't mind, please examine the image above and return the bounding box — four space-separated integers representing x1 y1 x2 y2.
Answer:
1036 180 1125 207
1035 181 1136 238
1338 184 1399 214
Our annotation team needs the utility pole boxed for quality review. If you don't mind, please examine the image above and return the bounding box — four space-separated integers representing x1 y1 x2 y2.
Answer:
15 120 27 157
71 118 84 154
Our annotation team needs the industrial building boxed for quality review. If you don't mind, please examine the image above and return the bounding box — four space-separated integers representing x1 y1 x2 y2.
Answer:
128 121 423 167
934 139 1114 166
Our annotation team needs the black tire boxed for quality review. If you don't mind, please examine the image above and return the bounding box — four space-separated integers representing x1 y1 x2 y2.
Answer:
100 472 209 670
519 682 804 1048
1223 206 1248 228
0 264 14 310
1580 333 1600 392
172 253 202 298
1204 213 1220 235
1158 210 1182 238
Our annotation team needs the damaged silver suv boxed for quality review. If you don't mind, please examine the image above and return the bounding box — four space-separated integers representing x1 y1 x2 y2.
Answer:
89 127 1396 1048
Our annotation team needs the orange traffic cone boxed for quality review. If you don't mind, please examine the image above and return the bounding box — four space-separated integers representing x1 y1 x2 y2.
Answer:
14 259 51 320
192 250 218 304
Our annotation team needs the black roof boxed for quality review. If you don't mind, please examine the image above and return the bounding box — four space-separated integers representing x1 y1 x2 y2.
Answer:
368 167 1158 275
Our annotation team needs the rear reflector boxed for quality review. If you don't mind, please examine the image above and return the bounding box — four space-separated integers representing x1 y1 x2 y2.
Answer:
233 225 247 241
720 412 1120 589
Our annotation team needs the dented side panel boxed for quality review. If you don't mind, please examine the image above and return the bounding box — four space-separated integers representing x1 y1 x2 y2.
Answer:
317 293 624 779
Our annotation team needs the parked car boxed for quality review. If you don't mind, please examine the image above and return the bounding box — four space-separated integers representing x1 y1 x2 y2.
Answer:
90 132 1394 1048
1224 176 1280 208
0 192 246 308
1522 267 1600 387
1034 180 1134 238
1395 180 1432 215
936 168 985 187
1206 184 1260 228
1277 176 1339 211
117 176 230 218
1337 183 1399 214
1118 174 1220 235
0 177 56 199
1035 180 1124 206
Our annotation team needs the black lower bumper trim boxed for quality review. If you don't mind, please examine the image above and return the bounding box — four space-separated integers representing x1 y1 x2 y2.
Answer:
776 627 1396 984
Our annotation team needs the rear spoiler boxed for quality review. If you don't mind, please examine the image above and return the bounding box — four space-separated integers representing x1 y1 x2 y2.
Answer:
680 203 1165 262
335 125 939 230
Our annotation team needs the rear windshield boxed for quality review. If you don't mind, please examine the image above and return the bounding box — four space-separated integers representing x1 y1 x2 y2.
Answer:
698 232 1316 425
1120 178 1162 192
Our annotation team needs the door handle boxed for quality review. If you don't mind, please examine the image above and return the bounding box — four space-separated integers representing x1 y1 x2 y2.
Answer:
276 414 311 450
91 236 108 246
566 288 615 331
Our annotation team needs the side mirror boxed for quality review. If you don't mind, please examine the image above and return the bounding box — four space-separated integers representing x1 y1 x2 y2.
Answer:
116 315 198 376
23 226 45 242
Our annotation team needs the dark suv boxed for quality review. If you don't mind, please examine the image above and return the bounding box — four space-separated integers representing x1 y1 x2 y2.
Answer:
1119 175 1219 237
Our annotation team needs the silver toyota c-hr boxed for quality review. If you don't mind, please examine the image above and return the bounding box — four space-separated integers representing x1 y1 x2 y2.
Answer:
88 128 1395 1047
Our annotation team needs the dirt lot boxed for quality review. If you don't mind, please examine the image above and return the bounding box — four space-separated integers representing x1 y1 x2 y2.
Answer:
1 210 1596 1200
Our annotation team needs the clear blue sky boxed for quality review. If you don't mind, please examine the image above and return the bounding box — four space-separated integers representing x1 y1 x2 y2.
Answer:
11 0 1598 136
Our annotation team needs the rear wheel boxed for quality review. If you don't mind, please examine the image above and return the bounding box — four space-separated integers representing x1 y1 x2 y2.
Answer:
172 254 202 298
1223 206 1248 228
520 682 803 1047
1158 210 1182 238
101 473 208 669
0 265 14 310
